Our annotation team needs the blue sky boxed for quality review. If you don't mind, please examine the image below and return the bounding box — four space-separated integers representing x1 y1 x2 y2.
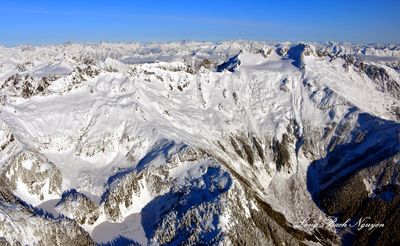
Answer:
0 0 399 46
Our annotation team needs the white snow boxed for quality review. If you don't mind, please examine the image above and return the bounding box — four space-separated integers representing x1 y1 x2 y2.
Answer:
20 159 33 170
91 213 147 245
36 199 60 218
32 60 73 77
169 160 208 185
0 41 399 243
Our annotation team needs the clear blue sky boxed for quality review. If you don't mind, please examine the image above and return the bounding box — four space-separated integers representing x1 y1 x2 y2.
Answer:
0 0 399 46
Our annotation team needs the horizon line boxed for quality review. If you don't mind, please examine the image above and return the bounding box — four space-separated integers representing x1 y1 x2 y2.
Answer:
2 39 399 48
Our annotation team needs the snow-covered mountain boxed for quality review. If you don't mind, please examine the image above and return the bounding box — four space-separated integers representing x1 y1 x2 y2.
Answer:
0 41 399 245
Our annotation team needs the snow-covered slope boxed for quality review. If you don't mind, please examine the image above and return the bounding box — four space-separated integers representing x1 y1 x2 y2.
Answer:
0 41 399 245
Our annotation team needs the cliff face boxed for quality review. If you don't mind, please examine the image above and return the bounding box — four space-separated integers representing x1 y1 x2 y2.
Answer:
0 41 399 245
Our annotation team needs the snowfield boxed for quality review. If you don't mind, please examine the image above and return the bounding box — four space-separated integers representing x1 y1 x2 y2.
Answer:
0 41 399 245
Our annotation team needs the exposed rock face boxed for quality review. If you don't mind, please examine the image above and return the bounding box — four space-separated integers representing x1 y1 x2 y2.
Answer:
287 43 309 68
149 165 229 246
0 174 94 246
308 112 400 246
342 54 400 99
56 190 100 225
0 121 17 161
103 172 142 220
1 73 59 98
5 151 62 206
217 52 242 72
0 41 399 245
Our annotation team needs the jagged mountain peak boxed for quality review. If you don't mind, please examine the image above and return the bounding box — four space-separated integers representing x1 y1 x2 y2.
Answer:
0 41 399 245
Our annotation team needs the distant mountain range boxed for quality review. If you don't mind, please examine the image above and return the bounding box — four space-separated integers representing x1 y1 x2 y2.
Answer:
0 41 399 245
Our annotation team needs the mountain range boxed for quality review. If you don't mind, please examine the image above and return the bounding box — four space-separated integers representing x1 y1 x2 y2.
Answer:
0 41 399 245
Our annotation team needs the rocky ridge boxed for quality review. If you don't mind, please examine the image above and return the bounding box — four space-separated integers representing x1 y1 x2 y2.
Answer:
0 41 398 245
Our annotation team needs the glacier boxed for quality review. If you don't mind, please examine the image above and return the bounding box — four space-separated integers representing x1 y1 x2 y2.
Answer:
0 41 399 245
